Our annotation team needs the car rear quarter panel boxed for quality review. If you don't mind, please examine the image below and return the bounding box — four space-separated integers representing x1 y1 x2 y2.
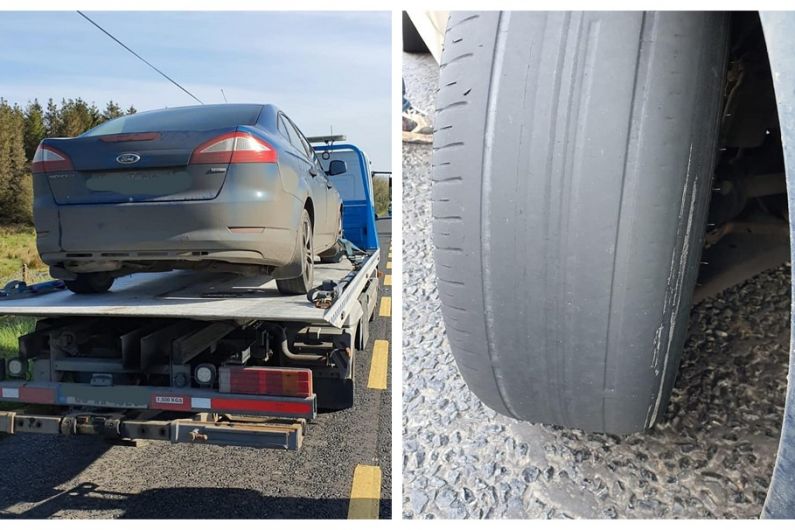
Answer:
32 173 61 256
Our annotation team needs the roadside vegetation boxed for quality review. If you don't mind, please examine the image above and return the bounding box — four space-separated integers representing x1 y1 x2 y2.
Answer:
0 316 34 359
0 315 32 410
0 224 47 285
373 176 391 217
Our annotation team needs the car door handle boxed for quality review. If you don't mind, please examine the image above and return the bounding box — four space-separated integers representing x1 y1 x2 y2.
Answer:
309 168 318 177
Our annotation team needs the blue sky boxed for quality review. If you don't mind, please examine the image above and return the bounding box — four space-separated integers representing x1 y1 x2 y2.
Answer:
0 11 392 169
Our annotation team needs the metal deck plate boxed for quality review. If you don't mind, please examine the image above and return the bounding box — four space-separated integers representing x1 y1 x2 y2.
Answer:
0 253 377 326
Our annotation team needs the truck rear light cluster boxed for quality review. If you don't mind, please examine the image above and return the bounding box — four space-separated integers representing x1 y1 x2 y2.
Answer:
189 131 277 165
218 366 313 398
31 144 74 173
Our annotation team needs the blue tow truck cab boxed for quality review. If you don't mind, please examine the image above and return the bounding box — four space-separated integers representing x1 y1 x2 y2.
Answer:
315 143 380 252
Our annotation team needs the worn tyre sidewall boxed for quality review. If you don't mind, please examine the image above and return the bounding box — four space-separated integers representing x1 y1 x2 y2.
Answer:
433 11 729 433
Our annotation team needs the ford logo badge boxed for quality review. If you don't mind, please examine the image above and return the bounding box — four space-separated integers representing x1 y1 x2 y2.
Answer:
116 153 141 164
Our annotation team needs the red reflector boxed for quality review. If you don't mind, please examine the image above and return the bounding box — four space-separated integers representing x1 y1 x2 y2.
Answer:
99 132 161 142
212 397 313 416
31 144 74 173
189 131 277 165
219 367 313 397
19 386 56 404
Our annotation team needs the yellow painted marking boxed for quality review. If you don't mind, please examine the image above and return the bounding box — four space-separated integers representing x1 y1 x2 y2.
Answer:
379 296 391 318
347 465 382 519
386 261 392 269
368 340 389 390
384 274 392 286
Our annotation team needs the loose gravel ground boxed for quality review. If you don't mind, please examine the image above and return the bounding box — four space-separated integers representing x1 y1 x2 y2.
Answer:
402 52 791 519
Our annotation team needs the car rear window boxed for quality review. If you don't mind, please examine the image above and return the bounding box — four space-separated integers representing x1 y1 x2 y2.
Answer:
82 104 264 137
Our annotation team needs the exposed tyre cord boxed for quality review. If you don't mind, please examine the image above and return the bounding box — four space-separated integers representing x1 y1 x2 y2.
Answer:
432 12 729 434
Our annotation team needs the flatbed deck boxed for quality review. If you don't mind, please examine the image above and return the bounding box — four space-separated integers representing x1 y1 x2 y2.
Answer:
0 252 378 327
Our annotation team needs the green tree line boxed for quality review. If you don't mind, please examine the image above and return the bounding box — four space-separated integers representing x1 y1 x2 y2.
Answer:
0 98 136 225
373 176 391 217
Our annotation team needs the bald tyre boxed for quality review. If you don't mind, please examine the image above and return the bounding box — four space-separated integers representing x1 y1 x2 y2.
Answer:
432 11 729 434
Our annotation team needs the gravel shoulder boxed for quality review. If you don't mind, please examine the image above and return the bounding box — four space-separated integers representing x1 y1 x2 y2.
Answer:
402 51 790 519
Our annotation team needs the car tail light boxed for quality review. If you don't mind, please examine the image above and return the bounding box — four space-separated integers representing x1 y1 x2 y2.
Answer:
218 366 313 398
31 144 74 173
189 131 277 165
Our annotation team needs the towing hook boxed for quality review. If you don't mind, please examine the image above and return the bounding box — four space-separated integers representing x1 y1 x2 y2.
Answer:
189 429 208 442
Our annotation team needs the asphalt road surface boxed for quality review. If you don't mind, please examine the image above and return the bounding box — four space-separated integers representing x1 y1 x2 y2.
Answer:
402 51 790 519
0 224 392 520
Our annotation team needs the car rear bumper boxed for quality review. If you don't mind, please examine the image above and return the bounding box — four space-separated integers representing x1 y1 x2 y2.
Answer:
34 165 303 271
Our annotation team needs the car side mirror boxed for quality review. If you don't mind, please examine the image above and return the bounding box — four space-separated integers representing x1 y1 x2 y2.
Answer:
327 160 347 176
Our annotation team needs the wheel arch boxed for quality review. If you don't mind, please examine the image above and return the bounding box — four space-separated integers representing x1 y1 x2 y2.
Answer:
304 196 315 229
759 11 795 519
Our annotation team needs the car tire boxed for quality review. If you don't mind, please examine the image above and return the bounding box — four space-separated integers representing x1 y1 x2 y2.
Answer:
276 210 314 295
432 11 729 434
64 272 114 294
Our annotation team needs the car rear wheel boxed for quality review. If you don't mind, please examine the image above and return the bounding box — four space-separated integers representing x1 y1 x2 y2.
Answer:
276 210 314 295
433 11 729 434
64 272 114 294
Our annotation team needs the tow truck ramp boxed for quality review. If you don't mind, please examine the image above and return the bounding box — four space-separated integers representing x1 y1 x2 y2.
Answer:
0 252 378 328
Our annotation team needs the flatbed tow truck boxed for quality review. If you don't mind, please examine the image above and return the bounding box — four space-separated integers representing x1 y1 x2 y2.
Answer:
0 140 382 452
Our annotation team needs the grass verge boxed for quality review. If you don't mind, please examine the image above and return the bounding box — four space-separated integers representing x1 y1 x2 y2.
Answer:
0 225 45 417
0 316 34 412
0 315 34 359
0 224 50 286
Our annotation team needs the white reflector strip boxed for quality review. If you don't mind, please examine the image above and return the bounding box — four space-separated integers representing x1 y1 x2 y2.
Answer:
44 149 66 161
1 387 20 399
33 147 66 162
234 136 270 152
191 397 212 409
201 138 236 153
